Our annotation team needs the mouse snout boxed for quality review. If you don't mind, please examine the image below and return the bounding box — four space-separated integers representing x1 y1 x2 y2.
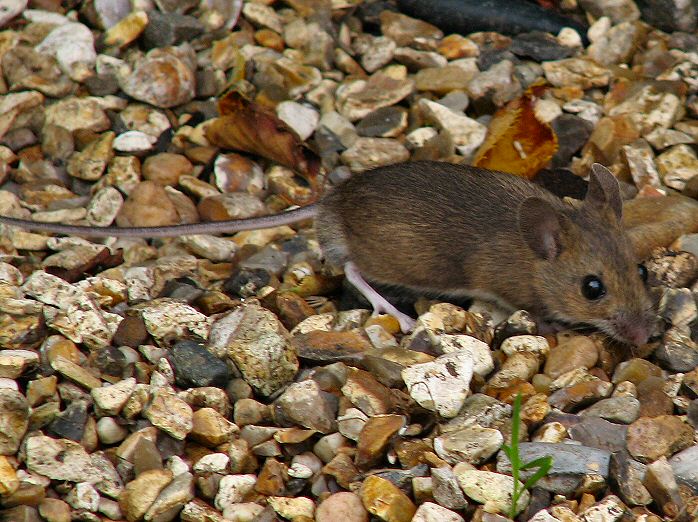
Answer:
614 312 654 346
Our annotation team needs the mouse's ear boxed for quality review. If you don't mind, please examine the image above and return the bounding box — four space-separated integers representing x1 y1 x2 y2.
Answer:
585 163 622 220
517 197 564 260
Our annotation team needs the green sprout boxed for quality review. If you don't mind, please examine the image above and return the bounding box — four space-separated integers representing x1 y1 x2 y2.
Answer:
501 393 553 519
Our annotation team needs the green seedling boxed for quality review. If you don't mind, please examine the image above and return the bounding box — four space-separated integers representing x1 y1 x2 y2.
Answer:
501 393 553 519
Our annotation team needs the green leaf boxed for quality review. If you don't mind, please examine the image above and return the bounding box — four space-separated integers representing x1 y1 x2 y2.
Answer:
522 457 553 491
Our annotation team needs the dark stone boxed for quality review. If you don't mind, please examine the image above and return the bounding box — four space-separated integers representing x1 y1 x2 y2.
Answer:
313 126 345 155
492 310 537 348
533 167 589 200
49 400 88 442
687 400 698 428
567 416 628 453
374 464 430 495
356 107 408 138
239 246 289 276
610 450 652 506
159 277 204 302
195 68 220 98
89 345 129 378
223 267 272 298
497 441 611 495
113 315 149 348
511 31 576 61
142 11 205 49
84 73 120 96
550 114 593 169
519 487 551 521
636 0 697 33
477 49 518 71
170 340 229 388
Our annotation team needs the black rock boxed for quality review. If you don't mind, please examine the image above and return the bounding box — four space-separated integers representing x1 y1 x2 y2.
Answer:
142 11 205 49
90 345 129 378
223 267 272 298
159 277 205 303
511 31 576 61
397 0 588 41
637 0 697 33
477 49 518 72
170 340 230 388
550 114 593 169
49 400 89 442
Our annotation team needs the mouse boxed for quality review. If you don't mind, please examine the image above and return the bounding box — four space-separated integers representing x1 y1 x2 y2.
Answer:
0 161 655 345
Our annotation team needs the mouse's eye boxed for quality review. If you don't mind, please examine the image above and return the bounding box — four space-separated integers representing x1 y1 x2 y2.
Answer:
638 264 648 283
581 275 606 300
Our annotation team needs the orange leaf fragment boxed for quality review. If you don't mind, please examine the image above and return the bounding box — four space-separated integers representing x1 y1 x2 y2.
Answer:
473 82 558 179
205 89 321 203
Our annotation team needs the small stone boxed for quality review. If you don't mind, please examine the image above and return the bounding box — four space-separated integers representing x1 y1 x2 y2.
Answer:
579 495 626 521
355 414 405 470
66 482 100 512
36 22 96 81
273 379 337 433
171 341 229 388
117 181 180 227
412 502 464 522
402 351 474 418
356 107 409 139
50 356 102 391
336 72 414 122
38 498 71 522
434 425 503 465
142 11 204 49
144 389 193 440
342 367 394 416
96 417 128 445
579 0 640 23
45 97 110 133
457 469 528 516
361 36 397 73
242 2 283 33
379 11 443 47
418 98 487 157
467 60 522 106
543 58 611 89
267 496 315 519
119 47 195 108
656 144 698 191
145 471 195 521
431 467 468 510
316 492 368 522
118 468 173 522
49 400 88 442
511 31 575 61
103 10 149 47
214 474 257 510
643 457 683 517
190 407 238 447
543 336 598 379
276 101 319 141
209 303 298 397
0 0 26 26
581 396 641 424
361 475 416 522
610 450 652 506
25 435 102 483
340 137 409 171
669 444 698 491
415 65 478 95
626 415 694 463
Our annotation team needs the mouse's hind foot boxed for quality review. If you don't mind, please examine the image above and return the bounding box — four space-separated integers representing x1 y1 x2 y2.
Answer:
343 261 416 333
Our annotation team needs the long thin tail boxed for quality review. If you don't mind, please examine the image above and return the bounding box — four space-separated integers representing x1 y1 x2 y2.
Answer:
0 204 317 238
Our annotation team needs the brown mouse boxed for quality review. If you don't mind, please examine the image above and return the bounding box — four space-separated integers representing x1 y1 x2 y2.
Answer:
0 161 654 345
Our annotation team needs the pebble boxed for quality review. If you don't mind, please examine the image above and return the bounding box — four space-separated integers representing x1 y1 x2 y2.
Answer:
0 0 27 26
457 469 529 516
626 415 694 463
276 101 320 141
118 468 173 521
418 98 487 157
412 502 464 522
316 492 368 522
402 351 474 418
144 389 193 440
36 23 96 82
119 47 196 108
361 475 416 522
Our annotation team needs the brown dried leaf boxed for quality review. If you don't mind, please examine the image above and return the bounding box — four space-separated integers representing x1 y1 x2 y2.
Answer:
205 89 321 203
473 82 558 179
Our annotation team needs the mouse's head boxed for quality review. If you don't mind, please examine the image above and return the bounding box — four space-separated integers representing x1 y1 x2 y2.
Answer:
517 163 655 346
